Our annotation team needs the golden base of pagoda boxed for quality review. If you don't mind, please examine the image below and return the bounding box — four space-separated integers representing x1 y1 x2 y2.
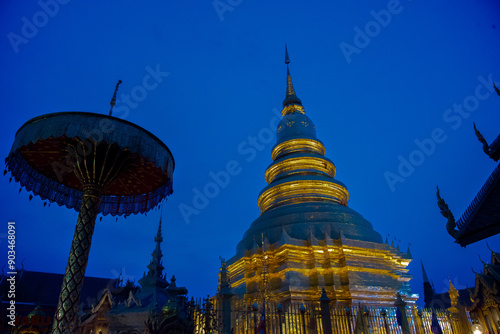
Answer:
228 238 415 307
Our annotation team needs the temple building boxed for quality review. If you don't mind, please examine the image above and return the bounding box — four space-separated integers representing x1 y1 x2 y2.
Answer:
437 83 500 246
77 218 191 334
421 261 472 311
422 247 500 334
0 269 111 333
0 218 193 334
225 48 417 306
468 247 500 334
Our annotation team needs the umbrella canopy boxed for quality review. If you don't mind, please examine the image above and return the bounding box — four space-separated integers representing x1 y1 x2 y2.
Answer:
6 111 174 216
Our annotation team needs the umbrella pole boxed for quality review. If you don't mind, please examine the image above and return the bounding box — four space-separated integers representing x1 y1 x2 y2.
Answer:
51 185 102 333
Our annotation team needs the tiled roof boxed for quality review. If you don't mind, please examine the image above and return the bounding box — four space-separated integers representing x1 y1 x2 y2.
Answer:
455 163 500 246
0 270 112 308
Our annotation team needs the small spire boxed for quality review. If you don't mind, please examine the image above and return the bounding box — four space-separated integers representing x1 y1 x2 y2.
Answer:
251 237 260 254
448 278 457 291
421 260 430 283
109 80 122 116
155 216 163 244
170 275 177 288
320 287 330 302
282 44 304 116
309 227 319 246
324 229 334 246
281 226 293 245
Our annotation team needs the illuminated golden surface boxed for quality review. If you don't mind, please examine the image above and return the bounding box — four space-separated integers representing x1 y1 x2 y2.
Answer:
264 156 336 184
226 76 417 308
258 180 349 213
227 237 415 306
271 139 325 160
281 104 305 116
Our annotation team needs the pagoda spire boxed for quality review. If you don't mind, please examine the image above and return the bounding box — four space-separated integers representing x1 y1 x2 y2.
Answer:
138 215 169 290
421 260 435 308
282 44 304 116
154 215 163 254
421 260 430 283
148 215 164 278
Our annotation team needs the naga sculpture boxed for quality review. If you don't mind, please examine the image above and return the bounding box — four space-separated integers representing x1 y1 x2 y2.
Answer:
436 186 460 239
473 122 495 159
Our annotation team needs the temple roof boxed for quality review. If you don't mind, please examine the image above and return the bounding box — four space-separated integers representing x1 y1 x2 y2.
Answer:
439 86 500 246
421 260 430 283
453 163 500 246
90 218 188 316
469 249 500 311
489 134 500 161
0 270 111 309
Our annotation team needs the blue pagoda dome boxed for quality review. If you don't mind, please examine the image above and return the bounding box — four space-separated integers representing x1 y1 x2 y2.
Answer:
276 113 317 145
235 202 383 256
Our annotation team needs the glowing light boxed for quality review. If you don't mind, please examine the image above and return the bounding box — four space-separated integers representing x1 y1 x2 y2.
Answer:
227 240 415 304
265 156 336 183
258 179 349 212
472 324 483 334
271 139 325 160
281 104 305 116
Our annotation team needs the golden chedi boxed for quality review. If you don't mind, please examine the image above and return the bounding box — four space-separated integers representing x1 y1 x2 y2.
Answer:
226 48 416 306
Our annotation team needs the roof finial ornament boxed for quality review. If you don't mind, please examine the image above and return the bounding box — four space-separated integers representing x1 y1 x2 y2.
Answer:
219 256 227 268
478 254 488 267
436 186 460 240
486 242 495 253
109 80 123 116
156 210 163 243
473 122 498 161
282 44 304 116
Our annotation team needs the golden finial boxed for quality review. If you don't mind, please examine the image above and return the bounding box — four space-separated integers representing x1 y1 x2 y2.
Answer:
109 80 123 116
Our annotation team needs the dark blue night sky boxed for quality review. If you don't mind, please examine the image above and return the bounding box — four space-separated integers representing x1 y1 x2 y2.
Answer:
1 0 500 303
